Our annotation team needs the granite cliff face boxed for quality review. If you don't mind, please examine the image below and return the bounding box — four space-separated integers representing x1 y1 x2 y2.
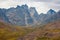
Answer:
0 9 9 22
0 5 39 26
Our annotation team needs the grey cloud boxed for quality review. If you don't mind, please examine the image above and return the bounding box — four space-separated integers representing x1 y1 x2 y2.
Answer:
32 0 52 2
44 3 60 10
55 1 60 4
32 0 60 4
38 0 60 10
49 5 60 9
0 0 8 3
0 0 7 2
0 0 60 11
47 5 60 9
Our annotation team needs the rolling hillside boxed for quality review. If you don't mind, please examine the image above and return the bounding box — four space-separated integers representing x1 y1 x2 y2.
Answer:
18 21 60 40
0 20 60 40
0 22 36 40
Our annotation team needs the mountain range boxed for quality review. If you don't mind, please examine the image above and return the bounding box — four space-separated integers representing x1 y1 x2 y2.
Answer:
0 4 60 40
0 4 60 26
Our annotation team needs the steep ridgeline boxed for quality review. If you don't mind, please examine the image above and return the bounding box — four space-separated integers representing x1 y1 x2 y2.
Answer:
38 9 60 25
0 4 39 26
29 7 39 25
0 4 60 26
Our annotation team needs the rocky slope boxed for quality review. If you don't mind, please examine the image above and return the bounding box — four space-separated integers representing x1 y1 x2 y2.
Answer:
18 21 60 40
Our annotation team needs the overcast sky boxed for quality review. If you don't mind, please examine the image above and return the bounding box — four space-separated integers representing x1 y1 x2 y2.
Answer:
0 0 60 14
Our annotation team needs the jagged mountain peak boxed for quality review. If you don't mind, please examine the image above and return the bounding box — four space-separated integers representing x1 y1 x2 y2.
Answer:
48 9 55 12
21 4 28 7
30 7 38 13
16 5 21 8
30 7 38 14
47 9 56 15
0 4 60 26
21 4 28 9
29 7 39 20
49 9 54 11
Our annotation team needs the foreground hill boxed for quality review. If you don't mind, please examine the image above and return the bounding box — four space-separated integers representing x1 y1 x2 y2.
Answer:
0 21 60 40
18 21 60 40
0 22 36 40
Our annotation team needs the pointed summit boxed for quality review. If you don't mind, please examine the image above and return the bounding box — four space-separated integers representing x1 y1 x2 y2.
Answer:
49 9 54 11
21 4 28 9
16 5 21 8
47 9 56 15
29 7 39 20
